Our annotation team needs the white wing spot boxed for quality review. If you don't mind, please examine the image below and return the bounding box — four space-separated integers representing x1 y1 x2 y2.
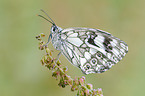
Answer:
69 33 78 37
81 44 87 47
120 42 127 50
79 32 86 35
67 38 83 47
66 42 73 49
113 39 118 44
120 49 125 56
107 53 112 59
72 58 78 67
67 47 72 58
80 57 87 66
61 34 67 40
110 41 116 47
89 48 97 55
112 48 120 57
95 35 104 43
84 52 91 60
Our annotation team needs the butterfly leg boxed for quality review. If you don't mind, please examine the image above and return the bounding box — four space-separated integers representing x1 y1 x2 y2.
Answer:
56 52 61 61
52 52 61 69
43 33 52 47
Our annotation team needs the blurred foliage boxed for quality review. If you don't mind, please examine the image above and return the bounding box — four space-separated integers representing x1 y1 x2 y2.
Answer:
0 0 145 96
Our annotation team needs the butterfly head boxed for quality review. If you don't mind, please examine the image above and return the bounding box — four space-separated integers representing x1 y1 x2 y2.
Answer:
51 25 62 34
38 9 62 34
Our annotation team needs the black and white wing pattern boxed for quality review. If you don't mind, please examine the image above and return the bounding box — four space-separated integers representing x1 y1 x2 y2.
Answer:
60 28 128 74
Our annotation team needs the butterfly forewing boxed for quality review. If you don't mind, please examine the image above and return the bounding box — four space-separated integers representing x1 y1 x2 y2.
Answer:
59 28 128 74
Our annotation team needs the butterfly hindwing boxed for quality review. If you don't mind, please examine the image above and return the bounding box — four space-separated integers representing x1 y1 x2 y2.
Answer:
60 28 128 74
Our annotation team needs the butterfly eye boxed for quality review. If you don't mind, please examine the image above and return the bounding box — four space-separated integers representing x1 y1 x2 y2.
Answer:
51 25 57 32
53 27 56 31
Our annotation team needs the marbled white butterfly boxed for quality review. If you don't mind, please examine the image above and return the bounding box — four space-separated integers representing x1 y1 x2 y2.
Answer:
38 10 128 74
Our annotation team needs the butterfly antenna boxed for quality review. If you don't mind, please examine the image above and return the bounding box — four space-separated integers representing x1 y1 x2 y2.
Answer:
40 9 56 25
37 14 54 25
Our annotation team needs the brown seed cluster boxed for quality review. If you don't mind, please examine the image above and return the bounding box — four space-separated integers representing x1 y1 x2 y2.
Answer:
36 33 103 96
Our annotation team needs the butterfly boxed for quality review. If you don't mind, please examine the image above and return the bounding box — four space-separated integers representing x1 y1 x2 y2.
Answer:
38 9 128 74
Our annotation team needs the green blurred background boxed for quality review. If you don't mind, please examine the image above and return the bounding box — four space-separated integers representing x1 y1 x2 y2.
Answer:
0 0 144 96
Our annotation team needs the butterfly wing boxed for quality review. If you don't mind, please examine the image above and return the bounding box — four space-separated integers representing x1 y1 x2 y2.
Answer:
60 27 128 74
